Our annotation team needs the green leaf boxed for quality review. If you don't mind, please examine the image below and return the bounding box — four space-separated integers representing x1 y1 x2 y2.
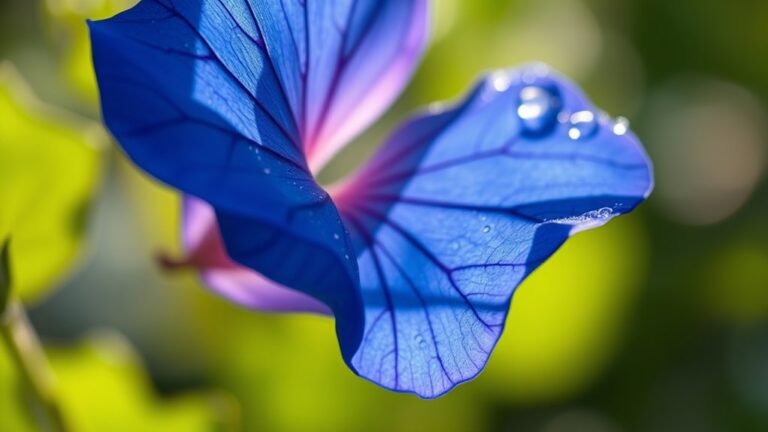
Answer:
50 332 238 432
0 331 239 432
0 62 105 303
43 0 140 107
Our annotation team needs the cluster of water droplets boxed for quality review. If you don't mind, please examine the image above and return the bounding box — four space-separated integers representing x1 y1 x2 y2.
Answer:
548 207 617 233
487 66 631 141
547 207 615 225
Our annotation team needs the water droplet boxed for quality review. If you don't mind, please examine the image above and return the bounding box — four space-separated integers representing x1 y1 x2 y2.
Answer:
592 207 614 219
415 334 428 349
482 225 492 233
517 86 561 136
491 72 512 92
613 117 629 136
263 168 271 175
344 254 350 260
568 111 598 141
333 233 340 240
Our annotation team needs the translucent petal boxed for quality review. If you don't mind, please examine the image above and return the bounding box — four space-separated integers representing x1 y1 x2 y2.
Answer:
333 65 653 397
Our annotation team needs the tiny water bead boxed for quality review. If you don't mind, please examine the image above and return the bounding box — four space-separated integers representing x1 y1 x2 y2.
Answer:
516 86 562 136
482 225 492 233
491 72 513 92
414 334 428 349
591 207 614 220
567 111 598 141
613 117 629 136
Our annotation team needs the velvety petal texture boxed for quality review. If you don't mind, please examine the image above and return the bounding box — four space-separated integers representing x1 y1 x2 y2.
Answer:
332 66 653 397
91 0 653 399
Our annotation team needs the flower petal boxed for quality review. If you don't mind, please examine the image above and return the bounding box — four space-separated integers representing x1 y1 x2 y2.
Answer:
332 65 654 398
93 0 428 172
178 196 331 315
90 0 364 352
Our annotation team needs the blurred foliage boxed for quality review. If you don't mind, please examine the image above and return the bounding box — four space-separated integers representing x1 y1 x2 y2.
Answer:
486 218 648 403
0 331 238 432
0 0 766 431
0 63 104 304
42 0 138 107
703 242 768 323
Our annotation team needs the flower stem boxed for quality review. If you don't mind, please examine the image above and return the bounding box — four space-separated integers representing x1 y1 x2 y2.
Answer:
1 301 69 432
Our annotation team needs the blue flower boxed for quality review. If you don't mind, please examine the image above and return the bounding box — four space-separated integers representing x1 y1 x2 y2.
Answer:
90 0 653 398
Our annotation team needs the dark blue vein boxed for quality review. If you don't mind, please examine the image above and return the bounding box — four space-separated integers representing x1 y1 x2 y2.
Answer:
345 213 400 388
350 204 499 331
151 0 302 156
373 240 454 385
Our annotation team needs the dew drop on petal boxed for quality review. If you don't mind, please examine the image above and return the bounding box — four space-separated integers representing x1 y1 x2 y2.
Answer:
482 225 492 233
517 86 561 136
414 334 428 350
613 116 630 136
333 233 340 240
263 168 271 175
568 110 598 141
491 72 513 92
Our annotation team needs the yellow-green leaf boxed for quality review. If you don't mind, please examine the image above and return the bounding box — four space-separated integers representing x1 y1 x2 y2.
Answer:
42 0 140 107
0 62 105 303
0 331 239 432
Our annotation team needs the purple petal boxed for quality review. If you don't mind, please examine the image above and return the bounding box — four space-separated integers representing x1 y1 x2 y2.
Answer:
300 1 430 171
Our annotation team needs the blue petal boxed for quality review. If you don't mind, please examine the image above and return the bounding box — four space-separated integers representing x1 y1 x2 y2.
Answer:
333 65 653 398
88 0 367 352
90 0 428 353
